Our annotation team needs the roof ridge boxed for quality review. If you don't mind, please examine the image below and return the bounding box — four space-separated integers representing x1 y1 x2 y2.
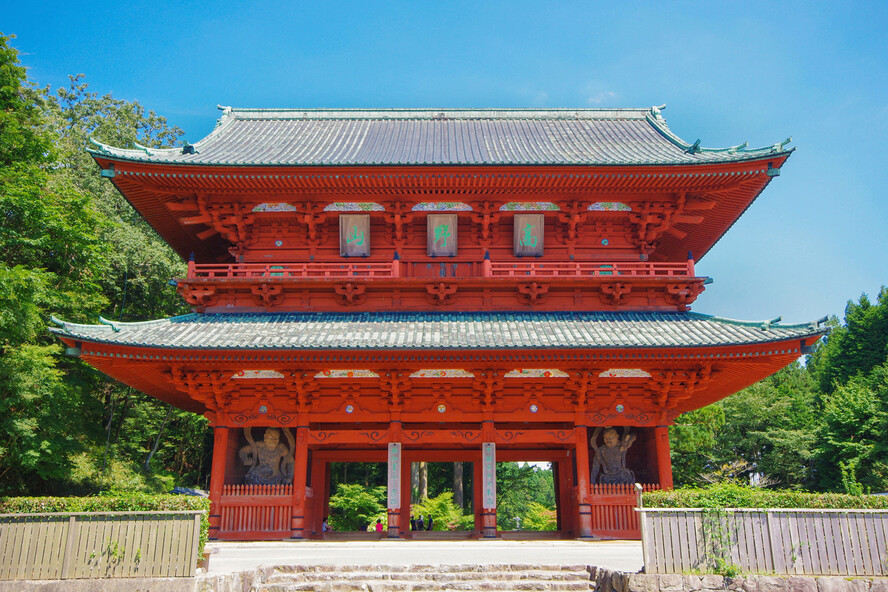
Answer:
223 107 653 121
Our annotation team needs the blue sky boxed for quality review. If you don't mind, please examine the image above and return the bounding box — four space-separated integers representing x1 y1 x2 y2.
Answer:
6 1 888 324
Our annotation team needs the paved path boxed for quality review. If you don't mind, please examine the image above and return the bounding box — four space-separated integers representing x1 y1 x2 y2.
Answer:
206 540 644 574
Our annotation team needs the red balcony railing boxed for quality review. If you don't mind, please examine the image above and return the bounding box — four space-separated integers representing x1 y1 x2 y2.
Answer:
186 259 694 280
485 260 693 278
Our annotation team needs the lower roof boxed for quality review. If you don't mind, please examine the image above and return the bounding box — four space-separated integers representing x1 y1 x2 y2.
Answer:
51 311 824 351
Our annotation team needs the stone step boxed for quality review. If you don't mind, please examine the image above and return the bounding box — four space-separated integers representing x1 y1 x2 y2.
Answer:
262 582 593 592
268 570 590 582
273 565 590 574
258 564 594 592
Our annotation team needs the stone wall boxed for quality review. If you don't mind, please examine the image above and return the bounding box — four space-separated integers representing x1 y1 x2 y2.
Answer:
591 567 888 592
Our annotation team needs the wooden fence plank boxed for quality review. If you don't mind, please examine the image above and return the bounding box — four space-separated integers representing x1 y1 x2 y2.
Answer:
864 514 881 575
829 514 846 575
874 514 888 575
856 514 873 575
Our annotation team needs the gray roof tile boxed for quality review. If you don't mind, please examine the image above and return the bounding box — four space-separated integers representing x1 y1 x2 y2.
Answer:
51 312 823 351
89 108 792 167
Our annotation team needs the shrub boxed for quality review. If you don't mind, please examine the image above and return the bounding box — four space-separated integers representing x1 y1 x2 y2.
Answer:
643 482 888 509
327 483 386 531
411 491 474 531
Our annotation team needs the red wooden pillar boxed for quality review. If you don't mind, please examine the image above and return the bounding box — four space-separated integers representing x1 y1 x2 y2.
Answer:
309 458 325 537
556 458 573 535
290 425 310 538
574 426 593 538
399 448 412 537
208 425 230 540
322 462 332 522
655 425 674 489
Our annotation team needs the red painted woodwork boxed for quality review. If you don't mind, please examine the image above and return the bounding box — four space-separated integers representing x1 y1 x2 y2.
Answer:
588 483 660 540
218 484 292 540
93 158 789 265
573 427 593 538
654 426 674 490
208 426 229 539
178 259 704 312
67 131 817 542
290 426 310 539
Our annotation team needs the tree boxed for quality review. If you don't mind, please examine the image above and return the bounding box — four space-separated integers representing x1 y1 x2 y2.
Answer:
495 462 555 530
712 363 818 488
813 361 888 493
0 34 52 167
327 483 386 531
670 405 725 486
808 289 888 394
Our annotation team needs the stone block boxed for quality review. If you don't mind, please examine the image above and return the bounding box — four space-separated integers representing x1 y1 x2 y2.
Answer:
627 573 660 592
685 576 704 591
869 580 888 592
702 576 725 590
660 574 685 591
787 577 817 592
742 578 758 592
757 576 789 592
725 576 747 591
847 580 871 592
612 573 630 592
818 577 855 592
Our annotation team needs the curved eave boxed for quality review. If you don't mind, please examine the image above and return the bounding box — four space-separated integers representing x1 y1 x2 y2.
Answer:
49 311 826 351
89 152 792 264
87 148 794 168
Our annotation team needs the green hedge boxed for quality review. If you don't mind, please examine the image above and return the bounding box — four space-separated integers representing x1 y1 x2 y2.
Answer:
0 494 210 557
643 483 888 510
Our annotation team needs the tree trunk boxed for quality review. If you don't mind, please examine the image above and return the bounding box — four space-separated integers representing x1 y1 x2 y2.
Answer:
411 462 420 502
101 394 116 473
453 462 464 508
418 461 428 499
144 404 173 472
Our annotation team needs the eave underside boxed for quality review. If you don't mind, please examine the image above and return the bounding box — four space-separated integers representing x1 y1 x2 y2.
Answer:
59 337 821 426
92 159 789 263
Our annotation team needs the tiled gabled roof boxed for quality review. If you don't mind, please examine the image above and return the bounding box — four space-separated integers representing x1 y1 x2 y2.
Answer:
88 107 792 167
51 311 824 351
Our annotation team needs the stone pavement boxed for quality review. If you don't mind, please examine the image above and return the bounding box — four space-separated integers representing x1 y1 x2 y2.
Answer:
205 540 644 574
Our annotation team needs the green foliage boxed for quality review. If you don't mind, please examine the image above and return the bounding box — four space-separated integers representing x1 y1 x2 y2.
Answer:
520 501 558 531
0 34 53 167
0 494 210 555
411 491 474 531
814 361 888 493
327 483 387 531
670 405 725 486
644 482 888 509
671 363 820 489
808 289 888 394
496 462 556 531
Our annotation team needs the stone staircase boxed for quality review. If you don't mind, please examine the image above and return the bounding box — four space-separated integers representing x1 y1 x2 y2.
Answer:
258 564 595 592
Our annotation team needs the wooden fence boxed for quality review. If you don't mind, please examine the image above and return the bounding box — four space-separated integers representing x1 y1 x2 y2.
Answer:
589 483 659 539
639 507 888 575
218 483 293 540
0 511 204 580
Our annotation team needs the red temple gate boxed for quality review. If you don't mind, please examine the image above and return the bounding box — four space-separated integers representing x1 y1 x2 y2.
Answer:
54 107 823 539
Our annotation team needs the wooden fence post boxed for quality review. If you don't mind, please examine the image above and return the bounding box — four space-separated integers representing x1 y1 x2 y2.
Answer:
59 515 78 579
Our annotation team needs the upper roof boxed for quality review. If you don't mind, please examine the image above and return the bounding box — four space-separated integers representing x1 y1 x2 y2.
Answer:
52 311 823 351
89 106 792 167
